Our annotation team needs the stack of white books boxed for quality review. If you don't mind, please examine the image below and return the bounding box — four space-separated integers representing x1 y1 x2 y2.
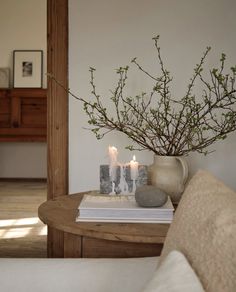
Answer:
76 194 174 223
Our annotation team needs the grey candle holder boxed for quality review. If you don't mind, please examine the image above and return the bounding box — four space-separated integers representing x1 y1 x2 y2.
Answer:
100 165 148 194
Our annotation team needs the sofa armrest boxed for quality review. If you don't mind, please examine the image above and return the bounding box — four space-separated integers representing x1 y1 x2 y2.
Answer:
160 170 236 292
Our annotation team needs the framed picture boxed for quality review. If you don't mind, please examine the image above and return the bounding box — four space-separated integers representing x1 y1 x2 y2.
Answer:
13 50 43 88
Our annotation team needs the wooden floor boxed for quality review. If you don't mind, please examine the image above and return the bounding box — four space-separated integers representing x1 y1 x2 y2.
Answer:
0 180 47 258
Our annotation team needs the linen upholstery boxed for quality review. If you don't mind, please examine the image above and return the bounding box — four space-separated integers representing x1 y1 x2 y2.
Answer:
142 250 205 292
0 257 158 292
160 170 236 292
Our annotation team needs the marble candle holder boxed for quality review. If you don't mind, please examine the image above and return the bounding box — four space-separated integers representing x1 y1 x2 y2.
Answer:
100 164 148 194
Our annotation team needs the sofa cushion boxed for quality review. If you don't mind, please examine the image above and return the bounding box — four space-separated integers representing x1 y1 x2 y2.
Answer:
160 170 236 292
0 257 158 292
142 250 205 292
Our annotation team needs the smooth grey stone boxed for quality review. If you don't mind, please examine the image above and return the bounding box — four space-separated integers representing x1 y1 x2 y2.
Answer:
135 185 168 207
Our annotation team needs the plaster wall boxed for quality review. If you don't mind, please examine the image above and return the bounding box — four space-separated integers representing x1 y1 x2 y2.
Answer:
69 0 236 193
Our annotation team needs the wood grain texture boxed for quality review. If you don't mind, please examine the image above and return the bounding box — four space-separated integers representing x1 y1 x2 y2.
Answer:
82 237 163 258
47 0 68 200
0 88 47 142
10 88 47 98
39 193 169 244
0 92 10 127
10 96 21 128
39 193 169 258
47 227 64 258
47 0 68 257
0 181 47 258
64 232 82 258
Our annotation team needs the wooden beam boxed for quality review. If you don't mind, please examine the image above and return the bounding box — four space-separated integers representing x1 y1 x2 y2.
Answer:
47 0 68 200
47 0 68 257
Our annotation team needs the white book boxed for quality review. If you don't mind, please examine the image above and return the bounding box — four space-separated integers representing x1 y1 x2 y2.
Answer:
76 194 174 223
76 217 172 224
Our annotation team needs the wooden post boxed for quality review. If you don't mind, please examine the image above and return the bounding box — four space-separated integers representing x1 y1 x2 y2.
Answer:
47 0 68 200
47 0 68 257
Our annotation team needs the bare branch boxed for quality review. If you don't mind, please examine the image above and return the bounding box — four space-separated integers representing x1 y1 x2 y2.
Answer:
48 36 236 156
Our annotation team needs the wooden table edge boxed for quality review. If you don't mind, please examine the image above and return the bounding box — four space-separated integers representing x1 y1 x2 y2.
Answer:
38 193 170 244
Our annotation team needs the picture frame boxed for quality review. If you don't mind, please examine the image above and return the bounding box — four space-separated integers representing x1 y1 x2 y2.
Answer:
13 50 43 88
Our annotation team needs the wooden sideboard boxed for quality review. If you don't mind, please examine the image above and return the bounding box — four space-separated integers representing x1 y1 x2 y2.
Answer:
0 88 47 142
38 193 170 258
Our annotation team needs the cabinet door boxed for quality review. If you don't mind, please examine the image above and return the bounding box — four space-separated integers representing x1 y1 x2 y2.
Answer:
0 88 47 142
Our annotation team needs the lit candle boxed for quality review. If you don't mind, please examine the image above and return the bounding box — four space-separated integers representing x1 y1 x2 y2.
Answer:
108 146 118 181
130 155 139 180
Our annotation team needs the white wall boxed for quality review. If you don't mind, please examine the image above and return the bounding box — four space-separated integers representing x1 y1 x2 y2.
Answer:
0 0 47 88
0 0 47 178
69 0 236 193
0 142 46 178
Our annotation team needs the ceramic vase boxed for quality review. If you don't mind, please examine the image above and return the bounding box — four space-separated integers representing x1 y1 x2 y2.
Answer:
149 155 188 203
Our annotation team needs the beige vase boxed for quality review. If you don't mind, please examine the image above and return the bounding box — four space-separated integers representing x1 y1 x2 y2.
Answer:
149 155 188 203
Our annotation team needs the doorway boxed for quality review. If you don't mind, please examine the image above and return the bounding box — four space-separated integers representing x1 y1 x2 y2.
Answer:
0 0 68 257
0 0 47 257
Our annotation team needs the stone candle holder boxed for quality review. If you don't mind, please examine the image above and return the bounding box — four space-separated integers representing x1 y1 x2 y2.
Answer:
100 165 148 194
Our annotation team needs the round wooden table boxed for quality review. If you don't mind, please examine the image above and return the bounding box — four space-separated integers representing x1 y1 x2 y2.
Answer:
38 193 170 258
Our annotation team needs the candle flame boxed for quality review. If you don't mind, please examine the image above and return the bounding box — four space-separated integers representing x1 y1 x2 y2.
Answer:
109 145 117 151
133 155 136 161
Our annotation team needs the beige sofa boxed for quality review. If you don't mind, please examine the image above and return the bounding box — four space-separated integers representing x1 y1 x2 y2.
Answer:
0 170 236 292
